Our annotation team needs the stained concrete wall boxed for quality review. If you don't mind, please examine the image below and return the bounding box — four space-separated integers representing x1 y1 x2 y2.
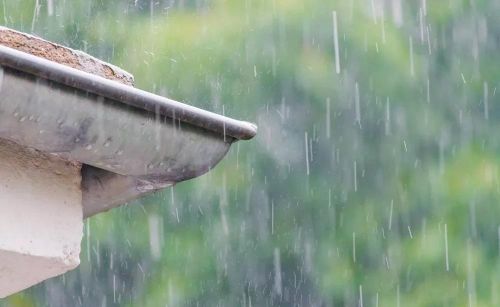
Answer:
0 138 83 298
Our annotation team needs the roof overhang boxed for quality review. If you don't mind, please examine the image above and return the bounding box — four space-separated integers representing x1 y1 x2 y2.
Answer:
0 45 257 217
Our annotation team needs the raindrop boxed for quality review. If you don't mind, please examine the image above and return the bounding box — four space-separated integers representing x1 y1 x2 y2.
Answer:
381 10 386 44
397 284 400 307
305 132 310 175
47 0 54 16
388 200 394 231
31 0 41 32
332 11 341 74
426 25 432 54
461 73 467 84
370 0 377 24
271 200 274 235
467 240 476 307
326 98 331 139
352 232 356 263
355 82 361 128
385 98 391 135
359 285 363 307
484 82 489 120
391 0 403 27
419 8 424 43
148 214 162 260
498 226 500 256
273 248 282 297
353 160 358 192
444 223 449 271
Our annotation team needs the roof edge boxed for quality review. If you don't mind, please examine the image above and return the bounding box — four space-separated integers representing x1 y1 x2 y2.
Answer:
0 45 257 140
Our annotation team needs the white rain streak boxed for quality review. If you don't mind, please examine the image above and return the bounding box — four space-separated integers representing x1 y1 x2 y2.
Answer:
86 219 91 262
391 0 403 27
271 200 274 235
305 132 310 175
396 284 401 307
422 0 427 15
31 0 41 32
484 81 489 120
359 284 364 307
222 104 226 142
352 232 356 263
148 213 163 260
444 223 449 271
273 248 282 297
370 0 378 24
389 200 394 230
426 78 430 103
355 82 361 128
427 25 432 54
309 134 314 162
419 8 424 43
497 226 500 257
219 174 229 236
385 98 391 135
326 98 331 139
47 0 54 16
332 11 341 74
113 274 117 303
353 160 358 192
381 9 386 44
170 188 180 223
407 225 413 239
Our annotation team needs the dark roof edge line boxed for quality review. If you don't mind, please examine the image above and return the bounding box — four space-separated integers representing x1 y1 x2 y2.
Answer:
0 45 257 140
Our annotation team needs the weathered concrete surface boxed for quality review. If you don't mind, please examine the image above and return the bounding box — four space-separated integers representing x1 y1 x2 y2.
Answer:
0 26 134 86
0 26 137 297
0 139 83 298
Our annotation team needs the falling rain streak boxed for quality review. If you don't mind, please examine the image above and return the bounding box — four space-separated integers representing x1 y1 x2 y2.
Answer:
484 82 489 120
355 82 361 128
332 11 341 74
326 98 331 139
305 132 310 175
445 223 449 271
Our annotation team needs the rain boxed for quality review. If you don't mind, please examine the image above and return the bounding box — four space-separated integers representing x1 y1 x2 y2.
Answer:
0 0 498 306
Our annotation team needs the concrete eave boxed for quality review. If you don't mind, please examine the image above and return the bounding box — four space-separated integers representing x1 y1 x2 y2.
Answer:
0 44 256 217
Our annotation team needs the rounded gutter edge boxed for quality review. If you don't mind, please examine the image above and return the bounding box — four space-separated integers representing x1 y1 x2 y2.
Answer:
0 45 258 141
236 121 258 140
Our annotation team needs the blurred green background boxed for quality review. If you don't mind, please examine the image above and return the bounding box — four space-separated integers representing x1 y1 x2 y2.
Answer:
2 0 500 306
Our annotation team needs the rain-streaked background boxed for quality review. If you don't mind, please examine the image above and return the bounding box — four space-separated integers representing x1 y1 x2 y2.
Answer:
2 0 500 306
